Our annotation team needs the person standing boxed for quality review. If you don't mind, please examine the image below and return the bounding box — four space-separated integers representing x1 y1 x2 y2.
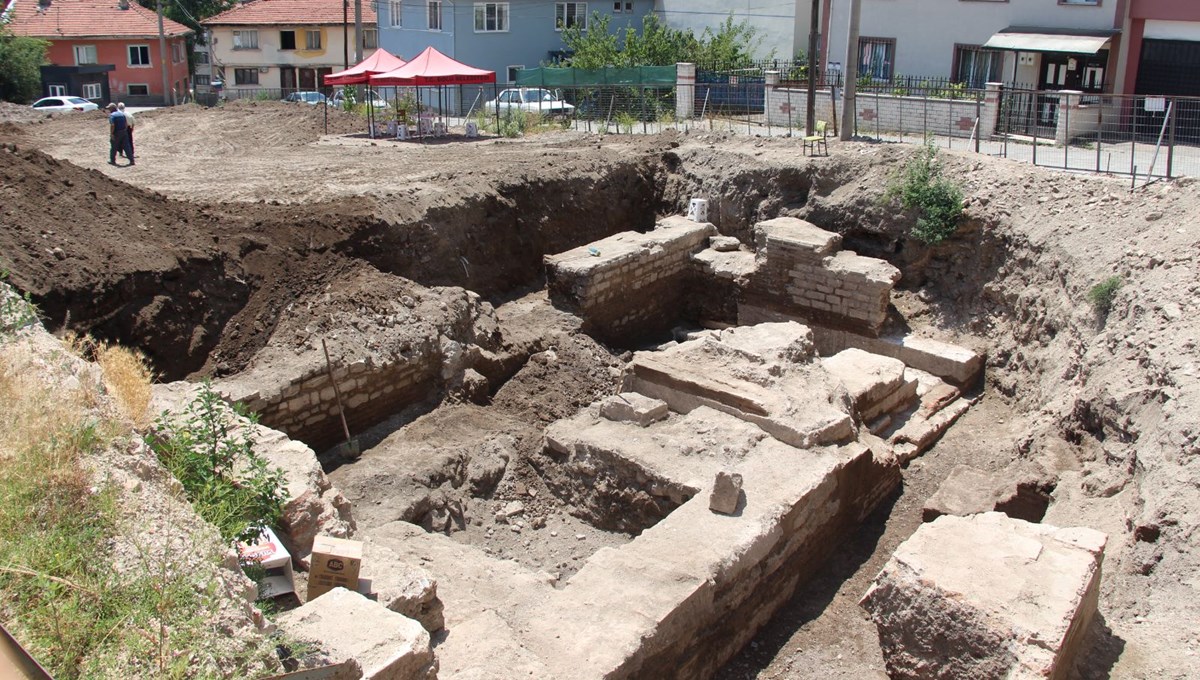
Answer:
107 103 129 166
117 102 135 163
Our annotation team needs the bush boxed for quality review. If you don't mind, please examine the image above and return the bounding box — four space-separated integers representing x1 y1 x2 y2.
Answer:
1087 276 1122 317
0 270 39 337
885 143 964 245
147 383 284 545
0 21 48 103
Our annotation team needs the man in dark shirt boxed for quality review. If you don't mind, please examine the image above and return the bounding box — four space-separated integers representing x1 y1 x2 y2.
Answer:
108 103 130 166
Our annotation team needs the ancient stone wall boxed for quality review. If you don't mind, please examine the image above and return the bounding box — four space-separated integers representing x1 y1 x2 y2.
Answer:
224 354 439 453
747 217 900 335
545 216 716 345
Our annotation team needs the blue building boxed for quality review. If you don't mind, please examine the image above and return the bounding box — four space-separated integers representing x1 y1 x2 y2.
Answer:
378 0 651 85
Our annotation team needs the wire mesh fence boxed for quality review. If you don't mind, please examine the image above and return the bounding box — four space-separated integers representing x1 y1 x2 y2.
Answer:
196 78 1200 179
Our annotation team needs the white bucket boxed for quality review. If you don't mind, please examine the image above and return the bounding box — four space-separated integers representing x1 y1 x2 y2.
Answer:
465 122 479 138
396 124 409 140
687 198 709 223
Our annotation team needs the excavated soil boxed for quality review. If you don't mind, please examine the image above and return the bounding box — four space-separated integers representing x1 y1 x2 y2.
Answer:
3 103 1199 679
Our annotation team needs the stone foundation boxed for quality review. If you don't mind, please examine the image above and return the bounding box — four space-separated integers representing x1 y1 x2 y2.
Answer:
545 216 716 345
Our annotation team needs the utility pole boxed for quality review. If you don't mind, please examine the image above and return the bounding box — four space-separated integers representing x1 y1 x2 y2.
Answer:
157 0 170 104
354 0 363 63
343 0 349 68
806 0 819 135
839 0 861 141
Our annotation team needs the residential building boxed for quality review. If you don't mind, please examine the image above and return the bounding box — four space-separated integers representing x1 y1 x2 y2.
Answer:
653 0 817 61
377 0 651 85
1116 0 1200 96
824 0 1122 92
203 0 378 94
4 0 192 104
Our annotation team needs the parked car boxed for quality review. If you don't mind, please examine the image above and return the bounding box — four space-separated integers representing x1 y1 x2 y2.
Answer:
31 96 99 113
330 89 388 109
485 88 574 116
283 91 327 105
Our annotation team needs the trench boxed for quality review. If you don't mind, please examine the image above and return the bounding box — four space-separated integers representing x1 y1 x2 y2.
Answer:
27 146 1025 678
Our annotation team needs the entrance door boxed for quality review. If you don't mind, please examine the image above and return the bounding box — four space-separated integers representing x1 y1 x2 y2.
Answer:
299 69 317 90
280 66 297 92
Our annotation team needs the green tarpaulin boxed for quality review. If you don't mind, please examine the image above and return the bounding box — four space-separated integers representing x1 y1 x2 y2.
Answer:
515 66 676 87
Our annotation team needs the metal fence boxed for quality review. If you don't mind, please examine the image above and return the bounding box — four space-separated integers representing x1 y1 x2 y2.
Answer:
194 79 1200 179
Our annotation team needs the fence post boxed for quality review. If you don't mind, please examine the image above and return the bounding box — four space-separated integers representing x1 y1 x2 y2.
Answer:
974 90 982 153
1064 95 1071 169
875 88 880 140
642 85 647 134
1096 95 1103 173
1167 96 1177 179
787 84 793 137
676 62 696 122
1130 98 1137 177
1033 105 1038 167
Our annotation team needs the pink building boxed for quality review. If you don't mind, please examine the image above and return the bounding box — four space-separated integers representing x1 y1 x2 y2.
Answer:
1117 0 1200 96
5 0 192 105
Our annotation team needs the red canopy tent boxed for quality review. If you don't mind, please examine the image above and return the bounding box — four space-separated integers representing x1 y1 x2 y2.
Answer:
369 46 495 86
323 49 407 86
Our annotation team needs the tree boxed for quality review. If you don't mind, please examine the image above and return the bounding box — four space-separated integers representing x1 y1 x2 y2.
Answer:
559 12 761 69
0 18 48 103
559 13 622 68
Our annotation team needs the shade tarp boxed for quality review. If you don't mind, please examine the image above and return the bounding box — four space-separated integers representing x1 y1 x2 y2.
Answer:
370 46 495 86
983 28 1115 54
515 66 676 87
324 49 407 86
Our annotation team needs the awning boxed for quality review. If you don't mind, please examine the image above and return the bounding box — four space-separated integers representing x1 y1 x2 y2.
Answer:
983 27 1117 54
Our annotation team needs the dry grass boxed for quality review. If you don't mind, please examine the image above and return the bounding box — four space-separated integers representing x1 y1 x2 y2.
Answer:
96 344 154 428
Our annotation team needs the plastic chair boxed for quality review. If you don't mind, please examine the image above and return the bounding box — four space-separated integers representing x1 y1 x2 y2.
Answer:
804 120 829 156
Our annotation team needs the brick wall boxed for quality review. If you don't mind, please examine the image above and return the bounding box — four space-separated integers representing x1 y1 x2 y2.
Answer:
545 216 716 345
222 352 439 453
746 217 899 335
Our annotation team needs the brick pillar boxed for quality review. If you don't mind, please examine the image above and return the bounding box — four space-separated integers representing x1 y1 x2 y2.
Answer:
981 82 1002 139
677 62 696 120
765 70 780 124
1055 90 1081 146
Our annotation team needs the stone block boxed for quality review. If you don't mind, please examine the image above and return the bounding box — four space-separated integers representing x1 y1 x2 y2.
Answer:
756 217 841 258
923 465 1053 524
599 392 669 427
276 588 438 680
861 513 1105 680
710 235 742 252
365 545 446 633
709 471 743 514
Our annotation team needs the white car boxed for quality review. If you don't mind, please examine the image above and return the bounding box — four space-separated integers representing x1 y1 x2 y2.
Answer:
485 88 574 116
31 96 100 113
331 89 389 109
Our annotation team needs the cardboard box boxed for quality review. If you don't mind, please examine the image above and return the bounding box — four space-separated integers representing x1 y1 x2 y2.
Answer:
239 527 296 599
307 535 363 601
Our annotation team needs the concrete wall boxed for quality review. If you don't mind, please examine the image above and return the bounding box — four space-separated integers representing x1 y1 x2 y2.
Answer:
825 0 1118 79
747 217 899 336
545 216 715 345
765 83 988 139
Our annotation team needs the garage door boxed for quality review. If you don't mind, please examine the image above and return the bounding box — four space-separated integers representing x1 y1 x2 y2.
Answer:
1135 39 1200 142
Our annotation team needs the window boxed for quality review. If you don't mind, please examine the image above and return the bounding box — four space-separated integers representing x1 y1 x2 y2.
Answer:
474 2 509 32
390 0 403 27
128 84 150 96
172 42 184 63
232 30 258 49
47 85 66 96
73 45 97 65
280 30 296 50
305 30 321 49
128 44 151 66
364 28 378 48
953 45 1002 88
194 50 209 64
195 74 211 86
428 0 442 30
555 2 586 31
625 1 632 10
613 1 621 11
858 37 894 80
234 68 259 85
507 65 522 82
82 82 102 99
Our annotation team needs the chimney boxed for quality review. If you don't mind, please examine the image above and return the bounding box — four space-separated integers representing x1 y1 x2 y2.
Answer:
117 0 129 8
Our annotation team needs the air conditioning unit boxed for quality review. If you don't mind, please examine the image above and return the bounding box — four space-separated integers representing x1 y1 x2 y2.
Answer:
259 66 270 73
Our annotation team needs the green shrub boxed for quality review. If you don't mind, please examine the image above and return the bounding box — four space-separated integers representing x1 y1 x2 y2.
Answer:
615 111 637 134
885 143 964 245
1087 276 1122 317
147 383 284 545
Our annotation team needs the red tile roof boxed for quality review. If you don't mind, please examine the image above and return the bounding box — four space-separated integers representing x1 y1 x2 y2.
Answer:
203 0 376 26
4 0 192 39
